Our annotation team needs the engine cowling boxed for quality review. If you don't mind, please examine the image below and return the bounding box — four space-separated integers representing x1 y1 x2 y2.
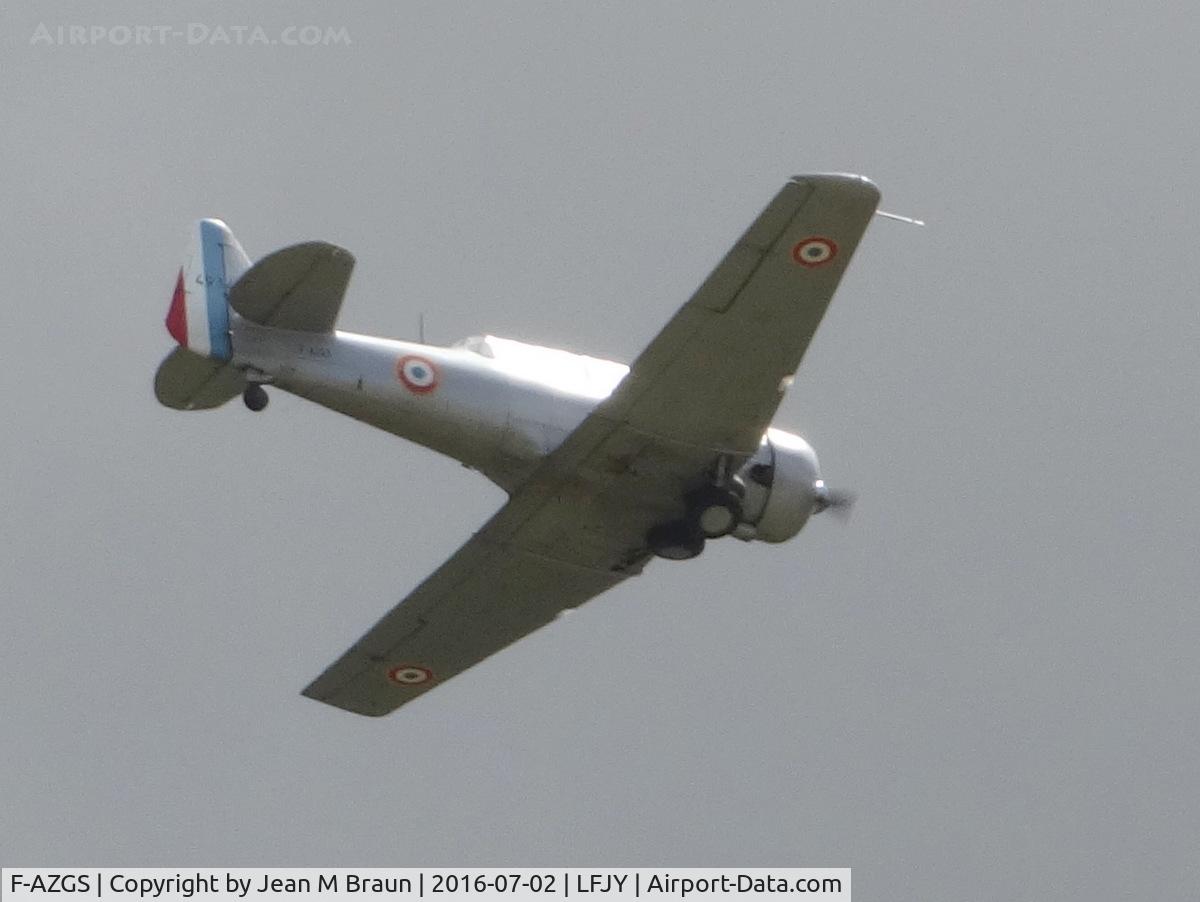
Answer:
733 429 822 543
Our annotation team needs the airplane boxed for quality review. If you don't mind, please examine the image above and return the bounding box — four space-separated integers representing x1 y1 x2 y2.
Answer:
155 173 881 716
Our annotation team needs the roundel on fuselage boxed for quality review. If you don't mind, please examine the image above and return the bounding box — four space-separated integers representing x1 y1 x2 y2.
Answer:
396 355 439 393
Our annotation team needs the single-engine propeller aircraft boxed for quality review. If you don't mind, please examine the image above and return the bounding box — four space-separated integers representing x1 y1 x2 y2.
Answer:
155 174 881 716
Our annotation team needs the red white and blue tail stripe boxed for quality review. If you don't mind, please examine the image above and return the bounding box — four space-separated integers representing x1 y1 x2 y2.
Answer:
165 219 250 361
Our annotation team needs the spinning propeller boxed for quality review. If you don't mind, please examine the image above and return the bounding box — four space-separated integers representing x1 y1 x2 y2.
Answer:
813 480 856 520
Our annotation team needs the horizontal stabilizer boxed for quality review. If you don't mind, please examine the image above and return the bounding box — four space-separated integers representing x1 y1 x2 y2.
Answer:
154 347 246 410
229 241 354 333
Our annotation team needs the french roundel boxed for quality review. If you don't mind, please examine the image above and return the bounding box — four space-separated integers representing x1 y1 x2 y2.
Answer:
387 665 433 686
791 237 838 267
397 355 439 393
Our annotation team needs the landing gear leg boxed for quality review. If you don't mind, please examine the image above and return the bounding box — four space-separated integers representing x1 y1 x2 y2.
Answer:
243 384 269 412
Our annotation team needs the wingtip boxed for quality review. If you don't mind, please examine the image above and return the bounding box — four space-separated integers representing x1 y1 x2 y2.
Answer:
789 172 876 185
300 686 391 717
789 172 880 201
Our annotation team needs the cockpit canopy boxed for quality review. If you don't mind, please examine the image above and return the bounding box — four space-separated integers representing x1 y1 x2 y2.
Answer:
454 334 628 399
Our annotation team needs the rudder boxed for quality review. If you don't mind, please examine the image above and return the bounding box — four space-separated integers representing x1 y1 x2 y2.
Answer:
164 219 251 360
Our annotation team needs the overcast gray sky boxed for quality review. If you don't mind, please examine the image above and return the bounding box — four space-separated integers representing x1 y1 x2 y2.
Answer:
2 1 1197 898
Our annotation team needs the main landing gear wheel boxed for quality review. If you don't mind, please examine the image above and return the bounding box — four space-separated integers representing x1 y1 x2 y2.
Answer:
647 520 706 561
686 485 743 539
243 384 269 412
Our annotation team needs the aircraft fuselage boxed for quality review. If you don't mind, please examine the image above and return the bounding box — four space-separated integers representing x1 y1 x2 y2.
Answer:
231 319 817 496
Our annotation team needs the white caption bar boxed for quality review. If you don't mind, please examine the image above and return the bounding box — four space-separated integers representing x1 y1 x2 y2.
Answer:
3 869 849 902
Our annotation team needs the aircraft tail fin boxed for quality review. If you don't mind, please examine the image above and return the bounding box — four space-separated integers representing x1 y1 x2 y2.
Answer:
164 219 251 360
157 219 250 410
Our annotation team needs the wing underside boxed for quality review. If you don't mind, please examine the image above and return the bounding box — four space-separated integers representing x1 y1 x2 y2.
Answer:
300 464 638 716
605 173 881 454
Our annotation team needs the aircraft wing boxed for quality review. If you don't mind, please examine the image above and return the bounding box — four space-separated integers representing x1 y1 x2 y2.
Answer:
302 174 879 716
300 459 646 716
301 398 741 716
229 241 354 333
605 173 880 454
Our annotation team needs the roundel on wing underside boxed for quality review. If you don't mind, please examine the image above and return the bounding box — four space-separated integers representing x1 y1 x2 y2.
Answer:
791 237 838 267
387 664 433 685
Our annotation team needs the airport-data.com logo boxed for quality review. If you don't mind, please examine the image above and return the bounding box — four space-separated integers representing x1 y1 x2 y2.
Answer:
30 23 352 47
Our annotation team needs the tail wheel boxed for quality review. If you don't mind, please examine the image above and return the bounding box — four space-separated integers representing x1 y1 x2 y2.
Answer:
243 384 269 411
647 520 706 561
686 485 743 539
